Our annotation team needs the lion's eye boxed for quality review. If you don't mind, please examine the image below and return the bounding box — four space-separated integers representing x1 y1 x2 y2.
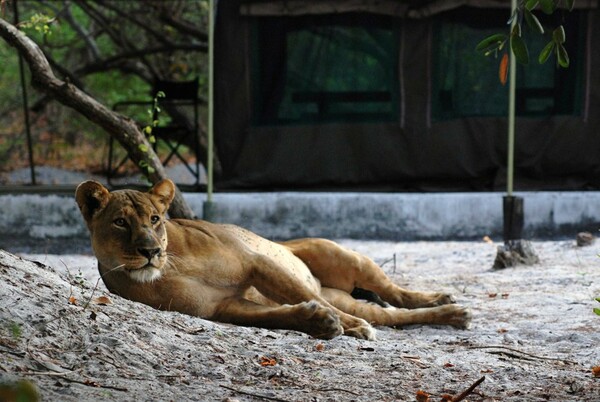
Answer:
150 215 160 225
114 218 126 227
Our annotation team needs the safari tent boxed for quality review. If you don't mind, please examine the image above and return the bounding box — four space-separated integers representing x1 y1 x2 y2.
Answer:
213 0 600 191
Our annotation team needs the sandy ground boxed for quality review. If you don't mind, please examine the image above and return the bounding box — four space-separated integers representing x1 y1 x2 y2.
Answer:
1 239 600 401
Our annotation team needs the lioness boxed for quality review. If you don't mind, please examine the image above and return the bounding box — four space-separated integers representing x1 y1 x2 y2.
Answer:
76 180 471 340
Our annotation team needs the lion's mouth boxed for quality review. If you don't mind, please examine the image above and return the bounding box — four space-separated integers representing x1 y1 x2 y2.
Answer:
133 252 166 270
140 261 159 269
127 263 163 283
124 254 165 283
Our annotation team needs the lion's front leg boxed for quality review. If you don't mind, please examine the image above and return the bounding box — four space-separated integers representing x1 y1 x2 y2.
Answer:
212 297 343 339
246 253 376 340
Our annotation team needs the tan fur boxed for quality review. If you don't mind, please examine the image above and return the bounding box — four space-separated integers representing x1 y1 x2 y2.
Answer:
75 180 471 340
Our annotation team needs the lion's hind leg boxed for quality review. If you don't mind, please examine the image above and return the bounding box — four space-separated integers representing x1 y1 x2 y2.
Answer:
321 288 472 329
284 238 456 309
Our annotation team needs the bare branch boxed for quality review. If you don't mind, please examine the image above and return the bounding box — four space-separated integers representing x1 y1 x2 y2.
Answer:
0 16 194 219
51 0 102 61
75 43 207 76
158 11 208 42
92 0 176 47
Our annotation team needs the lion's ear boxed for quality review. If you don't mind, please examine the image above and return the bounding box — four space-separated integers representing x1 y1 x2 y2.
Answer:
75 181 111 222
149 179 175 212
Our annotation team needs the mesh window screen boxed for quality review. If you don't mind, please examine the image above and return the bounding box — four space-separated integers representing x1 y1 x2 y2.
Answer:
253 14 399 125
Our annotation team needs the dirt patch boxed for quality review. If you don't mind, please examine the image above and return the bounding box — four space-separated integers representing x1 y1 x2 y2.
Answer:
1 240 600 401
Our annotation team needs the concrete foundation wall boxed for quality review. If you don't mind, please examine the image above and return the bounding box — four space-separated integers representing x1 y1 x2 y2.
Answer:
1 192 598 251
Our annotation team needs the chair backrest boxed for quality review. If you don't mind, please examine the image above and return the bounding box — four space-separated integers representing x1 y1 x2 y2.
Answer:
153 78 199 101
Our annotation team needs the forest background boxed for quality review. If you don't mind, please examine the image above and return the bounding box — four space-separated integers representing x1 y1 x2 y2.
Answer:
0 0 209 180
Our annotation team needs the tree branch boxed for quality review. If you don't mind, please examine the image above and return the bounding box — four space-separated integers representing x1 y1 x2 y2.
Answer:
75 43 207 76
48 0 102 61
158 13 208 42
0 16 194 219
93 0 176 47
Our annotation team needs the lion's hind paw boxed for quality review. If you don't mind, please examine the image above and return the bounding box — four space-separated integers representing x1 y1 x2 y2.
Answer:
446 305 472 329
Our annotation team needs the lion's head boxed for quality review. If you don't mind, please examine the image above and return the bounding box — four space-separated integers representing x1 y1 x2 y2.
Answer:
75 179 175 283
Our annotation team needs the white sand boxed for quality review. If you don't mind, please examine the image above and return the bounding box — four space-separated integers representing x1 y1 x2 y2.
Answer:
1 239 599 401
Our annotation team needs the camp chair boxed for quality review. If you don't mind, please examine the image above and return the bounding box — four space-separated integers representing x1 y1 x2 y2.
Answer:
107 78 202 189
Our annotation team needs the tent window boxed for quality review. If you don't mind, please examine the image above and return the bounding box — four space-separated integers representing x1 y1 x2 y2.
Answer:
432 8 585 121
252 14 400 125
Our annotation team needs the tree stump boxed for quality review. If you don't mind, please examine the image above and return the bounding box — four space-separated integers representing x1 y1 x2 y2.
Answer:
493 240 539 269
576 232 594 247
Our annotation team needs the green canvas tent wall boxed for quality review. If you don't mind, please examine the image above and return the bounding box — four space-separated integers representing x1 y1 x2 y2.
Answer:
214 0 600 191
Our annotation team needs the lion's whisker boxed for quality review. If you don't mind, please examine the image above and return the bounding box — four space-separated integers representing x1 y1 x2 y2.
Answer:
100 263 126 279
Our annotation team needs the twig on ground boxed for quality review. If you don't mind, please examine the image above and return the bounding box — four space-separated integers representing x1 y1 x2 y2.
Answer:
380 253 397 273
452 376 485 402
82 276 104 310
19 370 127 391
219 384 287 402
82 263 125 310
56 376 129 392
317 387 360 396
18 371 73 377
94 355 125 370
0 345 26 357
469 345 578 365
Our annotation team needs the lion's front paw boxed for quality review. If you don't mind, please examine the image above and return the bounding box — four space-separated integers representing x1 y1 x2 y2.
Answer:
297 301 343 340
406 292 456 308
343 323 377 341
430 292 456 306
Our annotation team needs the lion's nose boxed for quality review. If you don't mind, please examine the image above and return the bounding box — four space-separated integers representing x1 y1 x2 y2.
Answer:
138 247 161 260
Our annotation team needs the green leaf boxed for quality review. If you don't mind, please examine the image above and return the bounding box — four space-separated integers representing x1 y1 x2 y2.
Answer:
149 135 156 144
147 166 155 174
525 0 539 10
538 41 555 64
524 9 544 34
475 33 507 52
138 144 148 153
511 22 522 37
156 91 165 98
144 126 152 135
553 25 566 44
566 0 575 11
557 43 570 68
539 0 555 14
594 308 600 316
511 34 530 65
595 297 600 303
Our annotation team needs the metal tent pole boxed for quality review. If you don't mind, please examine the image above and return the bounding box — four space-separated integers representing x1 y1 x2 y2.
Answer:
13 0 36 185
507 0 517 197
501 0 526 247
203 0 216 220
